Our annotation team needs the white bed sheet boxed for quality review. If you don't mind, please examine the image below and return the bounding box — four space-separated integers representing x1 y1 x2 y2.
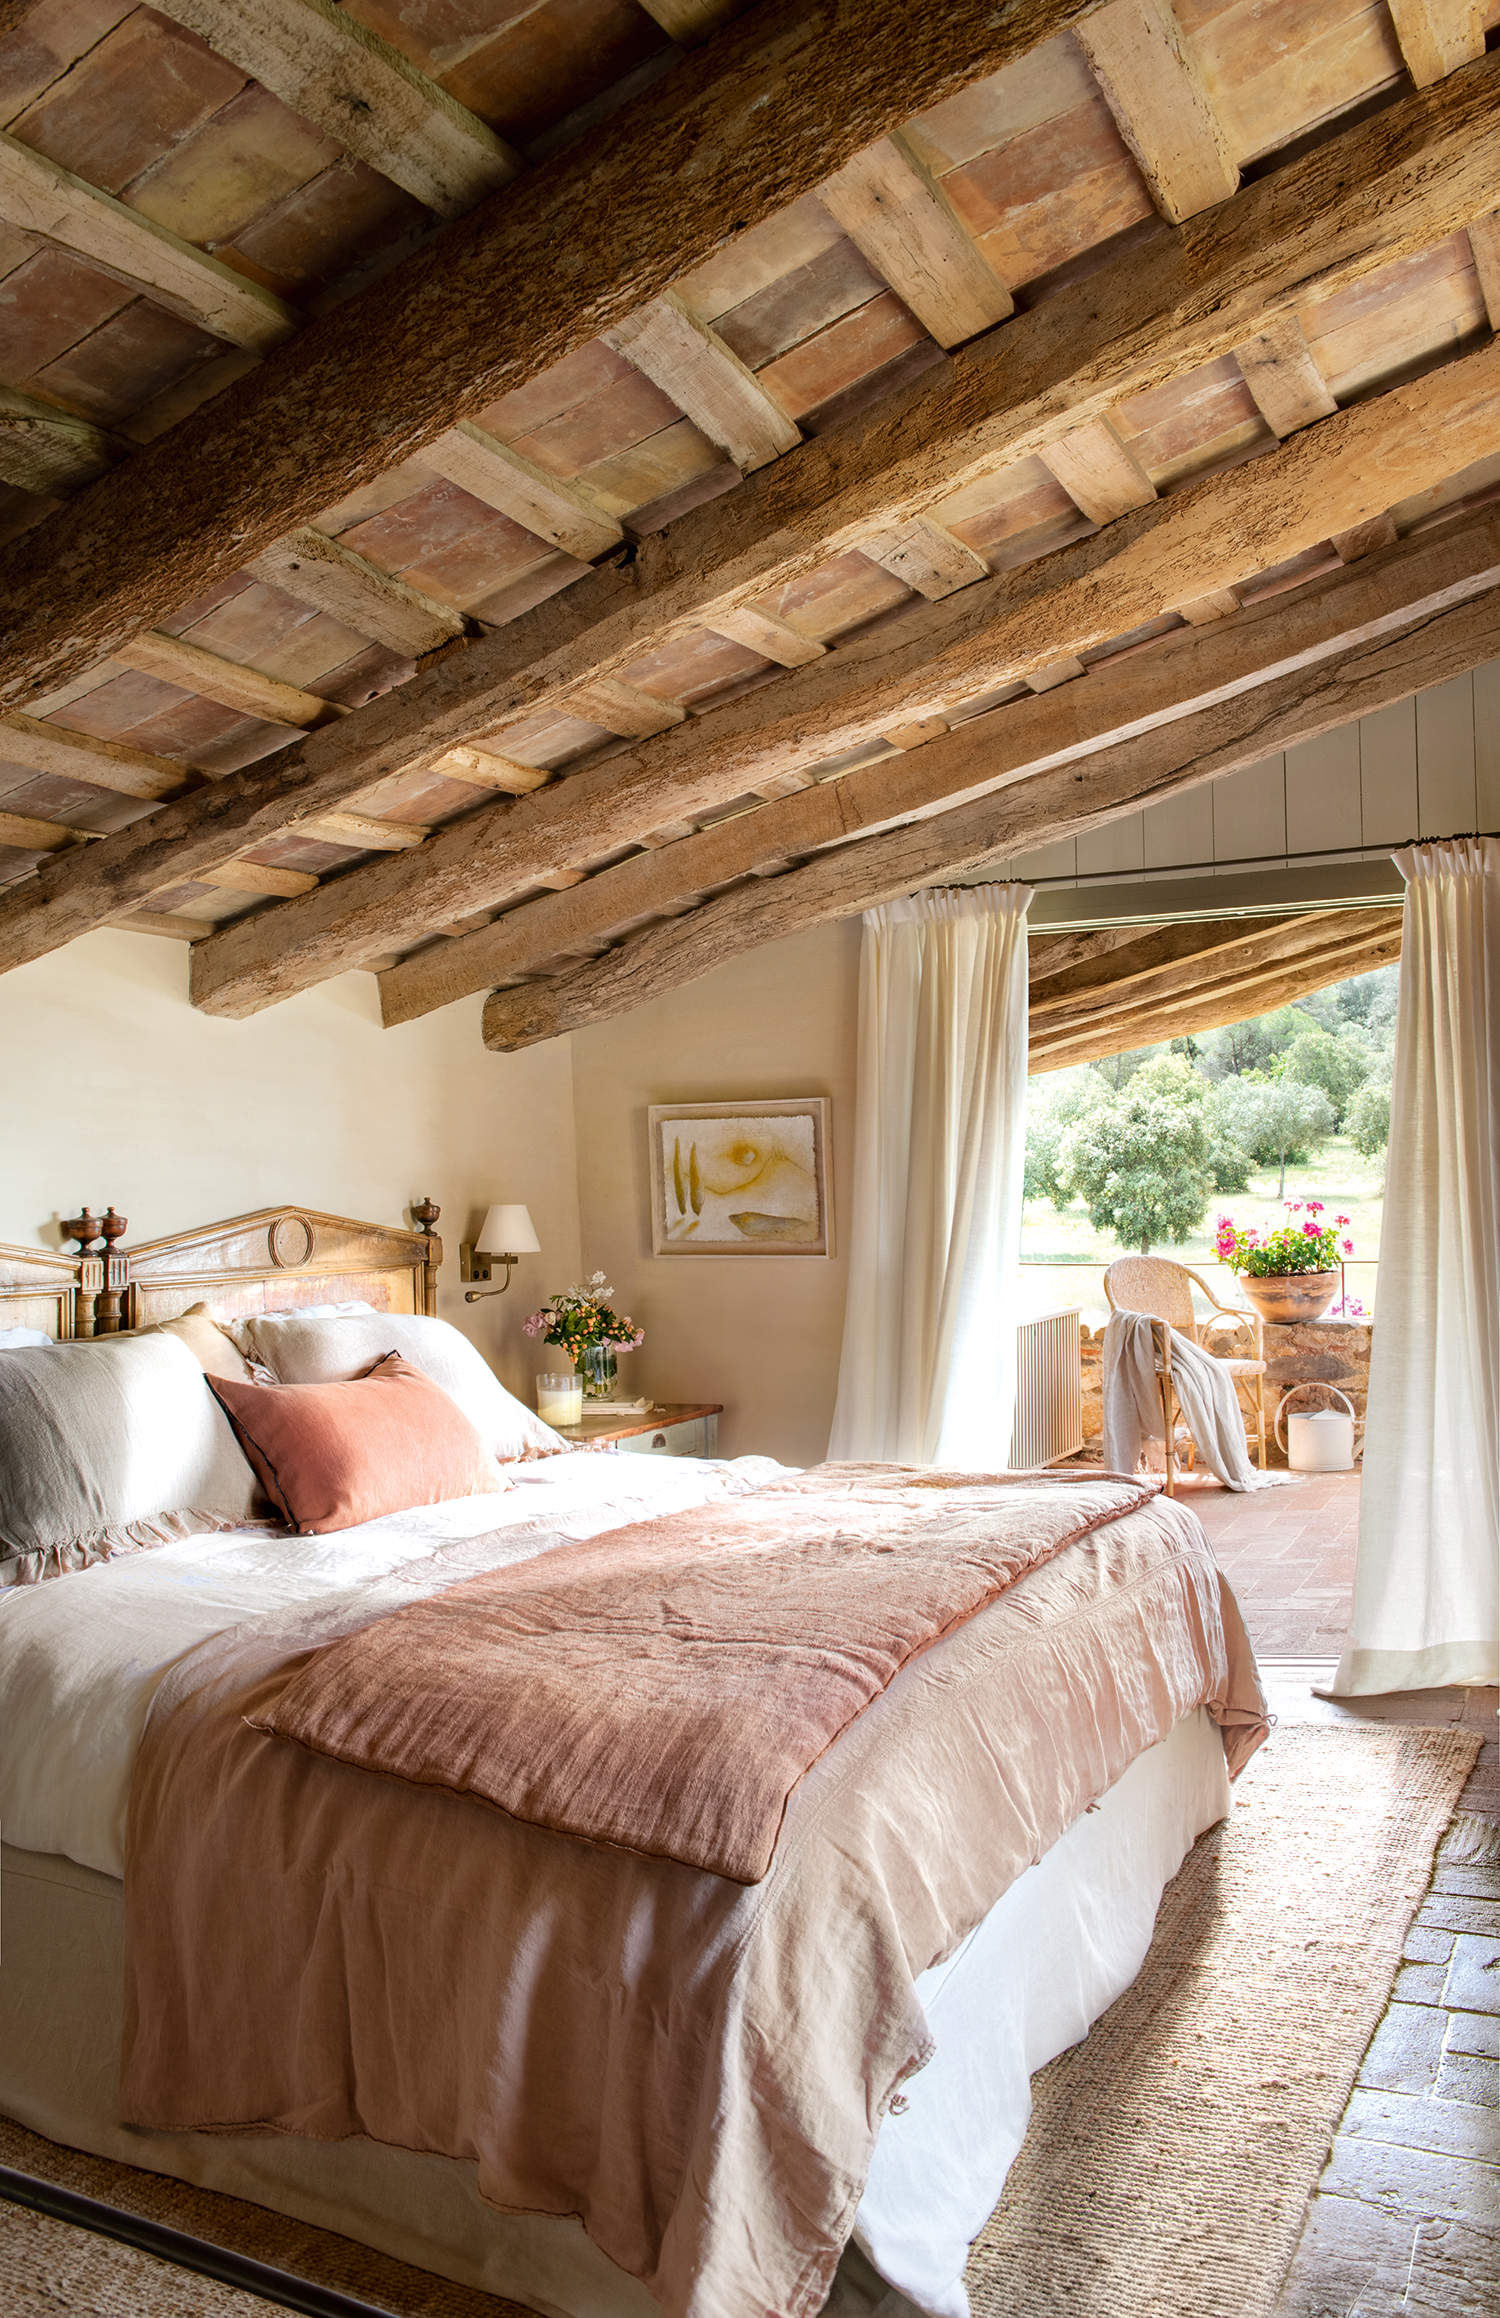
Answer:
0 1450 786 1876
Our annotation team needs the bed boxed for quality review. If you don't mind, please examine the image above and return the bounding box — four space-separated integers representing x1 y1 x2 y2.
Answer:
0 1206 1266 2318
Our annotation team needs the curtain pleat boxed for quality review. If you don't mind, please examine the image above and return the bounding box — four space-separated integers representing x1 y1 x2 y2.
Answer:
1332 838 1500 1694
828 885 1031 1467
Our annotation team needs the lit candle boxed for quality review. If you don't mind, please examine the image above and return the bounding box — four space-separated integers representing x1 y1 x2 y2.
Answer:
536 1373 583 1426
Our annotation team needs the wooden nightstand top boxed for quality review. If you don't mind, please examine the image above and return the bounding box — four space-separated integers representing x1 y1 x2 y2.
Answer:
547 1401 723 1447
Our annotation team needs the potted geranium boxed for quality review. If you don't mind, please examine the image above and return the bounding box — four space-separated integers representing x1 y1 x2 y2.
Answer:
523 1271 644 1398
1214 1201 1355 1325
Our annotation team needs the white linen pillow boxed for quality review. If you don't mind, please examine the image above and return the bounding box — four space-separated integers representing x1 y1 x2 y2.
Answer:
0 1327 54 1350
0 1334 262 1587
220 1300 375 1355
242 1312 566 1463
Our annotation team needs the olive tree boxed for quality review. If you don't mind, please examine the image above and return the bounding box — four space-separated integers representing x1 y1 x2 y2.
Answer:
1056 1055 1215 1254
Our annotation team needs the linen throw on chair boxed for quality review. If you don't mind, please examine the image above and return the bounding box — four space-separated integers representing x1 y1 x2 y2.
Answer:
1101 1310 1263 1490
828 884 1031 1466
1332 837 1500 1695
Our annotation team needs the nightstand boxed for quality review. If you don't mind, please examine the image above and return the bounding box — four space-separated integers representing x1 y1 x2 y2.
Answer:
548 1402 723 1457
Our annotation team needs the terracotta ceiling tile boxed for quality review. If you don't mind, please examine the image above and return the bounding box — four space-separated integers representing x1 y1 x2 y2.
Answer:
675 195 848 323
906 34 1100 173
616 628 764 705
509 365 687 479
228 161 431 300
472 338 637 444
756 292 927 422
1114 353 1269 487
570 415 721 520
33 298 220 427
0 1 138 130
343 477 540 571
971 162 1156 294
125 84 341 251
0 245 129 379
7 10 244 193
760 549 911 643
397 527 556 607
342 0 553 78
1176 0 1404 167
713 236 889 371
423 0 667 149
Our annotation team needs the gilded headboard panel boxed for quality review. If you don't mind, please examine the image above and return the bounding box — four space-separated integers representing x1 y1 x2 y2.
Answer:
120 1206 443 1332
0 1241 80 1339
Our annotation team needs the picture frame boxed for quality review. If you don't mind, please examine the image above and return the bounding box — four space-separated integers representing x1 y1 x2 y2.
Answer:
648 1099 832 1257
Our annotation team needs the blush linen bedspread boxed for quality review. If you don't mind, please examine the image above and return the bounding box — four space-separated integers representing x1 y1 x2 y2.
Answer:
121 1467 1266 2318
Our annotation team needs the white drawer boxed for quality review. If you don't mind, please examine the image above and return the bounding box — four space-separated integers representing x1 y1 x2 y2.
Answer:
617 1414 717 1458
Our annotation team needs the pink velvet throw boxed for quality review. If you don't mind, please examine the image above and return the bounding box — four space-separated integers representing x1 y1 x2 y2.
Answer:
250 1465 1158 1882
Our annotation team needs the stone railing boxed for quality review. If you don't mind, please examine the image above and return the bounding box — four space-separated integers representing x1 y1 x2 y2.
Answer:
1080 1315 1372 1467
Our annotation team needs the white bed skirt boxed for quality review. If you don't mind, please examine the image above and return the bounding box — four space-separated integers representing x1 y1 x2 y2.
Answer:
0 1710 1228 2318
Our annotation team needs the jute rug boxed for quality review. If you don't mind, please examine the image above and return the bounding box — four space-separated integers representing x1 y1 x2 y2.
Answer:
0 1721 1479 2318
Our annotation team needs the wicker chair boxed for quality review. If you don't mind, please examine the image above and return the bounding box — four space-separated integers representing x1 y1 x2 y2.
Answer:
1103 1255 1267 1496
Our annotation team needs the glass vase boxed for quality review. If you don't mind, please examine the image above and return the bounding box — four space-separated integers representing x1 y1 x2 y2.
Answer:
576 1343 617 1400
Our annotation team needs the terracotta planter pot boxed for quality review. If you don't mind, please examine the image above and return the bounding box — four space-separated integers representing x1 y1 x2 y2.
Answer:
1238 1269 1340 1325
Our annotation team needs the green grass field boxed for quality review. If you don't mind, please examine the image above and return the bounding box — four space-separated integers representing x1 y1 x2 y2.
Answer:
1019 1133 1385 1323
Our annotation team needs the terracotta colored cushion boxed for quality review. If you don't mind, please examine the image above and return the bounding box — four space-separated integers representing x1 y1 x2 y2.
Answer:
210 1353 507 1535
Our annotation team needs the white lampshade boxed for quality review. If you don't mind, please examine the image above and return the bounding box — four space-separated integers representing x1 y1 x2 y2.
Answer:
477 1203 540 1256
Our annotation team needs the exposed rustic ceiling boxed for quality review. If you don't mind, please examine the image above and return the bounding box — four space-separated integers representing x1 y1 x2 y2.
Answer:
0 0 1492 1043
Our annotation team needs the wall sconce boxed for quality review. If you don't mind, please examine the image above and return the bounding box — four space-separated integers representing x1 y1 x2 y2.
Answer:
461 1204 540 1301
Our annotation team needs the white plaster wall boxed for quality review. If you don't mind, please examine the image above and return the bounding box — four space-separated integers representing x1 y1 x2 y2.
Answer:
0 931 579 1404
568 919 861 1465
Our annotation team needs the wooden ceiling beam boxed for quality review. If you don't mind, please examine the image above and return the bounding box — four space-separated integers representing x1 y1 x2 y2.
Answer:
1026 912 1307 1004
0 388 115 495
1028 909 1400 1022
0 0 1115 707
111 632 346 731
1074 0 1239 224
0 129 295 352
7 65 1500 986
474 575 1500 1051
0 805 318 900
420 425 623 561
180 352 1500 1015
604 292 801 473
377 510 1500 1024
819 131 1014 348
147 0 519 218
1030 923 1404 1063
1234 313 1337 439
1387 1 1487 89
0 715 187 801
246 531 467 658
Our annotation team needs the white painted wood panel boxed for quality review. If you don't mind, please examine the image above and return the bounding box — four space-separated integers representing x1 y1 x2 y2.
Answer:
1474 661 1500 832
1358 698 1419 847
1284 724 1361 858
1210 755 1287 864
1415 673 1478 838
1142 783 1214 868
1075 815 1145 877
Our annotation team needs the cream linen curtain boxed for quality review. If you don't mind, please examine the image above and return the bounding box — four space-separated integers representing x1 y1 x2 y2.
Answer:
828 884 1031 1467
1332 838 1500 1695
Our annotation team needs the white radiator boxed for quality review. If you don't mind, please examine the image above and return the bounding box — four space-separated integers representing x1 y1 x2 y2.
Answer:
1009 1307 1084 1468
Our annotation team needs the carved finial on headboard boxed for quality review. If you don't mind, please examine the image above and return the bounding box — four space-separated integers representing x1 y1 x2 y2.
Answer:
62 1208 104 1337
95 1208 130 1335
411 1197 442 1317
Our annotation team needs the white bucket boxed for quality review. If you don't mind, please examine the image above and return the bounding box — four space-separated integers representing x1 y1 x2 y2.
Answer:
1276 1387 1357 1472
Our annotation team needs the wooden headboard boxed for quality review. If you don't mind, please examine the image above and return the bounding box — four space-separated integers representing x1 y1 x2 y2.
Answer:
0 1204 443 1339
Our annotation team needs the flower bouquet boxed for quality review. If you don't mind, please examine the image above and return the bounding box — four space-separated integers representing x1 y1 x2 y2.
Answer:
1214 1200 1357 1324
523 1271 644 1398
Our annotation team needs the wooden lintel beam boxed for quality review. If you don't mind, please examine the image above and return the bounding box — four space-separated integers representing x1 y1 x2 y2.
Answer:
473 580 1500 1050
0 0 1111 704
378 509 1500 1024
0 128 295 352
147 0 519 218
1074 0 1239 224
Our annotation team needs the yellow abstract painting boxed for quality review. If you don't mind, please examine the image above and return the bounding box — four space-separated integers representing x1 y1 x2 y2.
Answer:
649 1100 831 1256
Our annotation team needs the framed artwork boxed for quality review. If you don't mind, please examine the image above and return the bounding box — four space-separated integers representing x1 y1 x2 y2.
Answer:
648 1099 832 1257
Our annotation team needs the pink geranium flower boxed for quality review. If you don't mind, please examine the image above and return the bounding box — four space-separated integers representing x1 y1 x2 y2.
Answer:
1342 1237 1354 1255
1335 1213 1350 1227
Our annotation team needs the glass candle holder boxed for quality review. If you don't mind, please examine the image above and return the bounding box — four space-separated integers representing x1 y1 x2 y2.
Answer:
536 1372 583 1427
